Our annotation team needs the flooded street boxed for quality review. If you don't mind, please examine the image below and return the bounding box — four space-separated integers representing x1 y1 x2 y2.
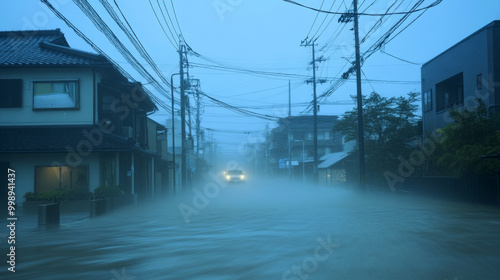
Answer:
6 179 500 280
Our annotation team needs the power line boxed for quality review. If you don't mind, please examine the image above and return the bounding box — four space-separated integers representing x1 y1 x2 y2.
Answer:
283 0 443 16
199 91 280 121
73 0 174 111
41 0 170 113
156 0 179 44
301 0 435 114
104 0 180 105
306 0 326 39
190 62 310 80
381 49 421 65
148 0 178 49
169 0 186 40
311 0 342 40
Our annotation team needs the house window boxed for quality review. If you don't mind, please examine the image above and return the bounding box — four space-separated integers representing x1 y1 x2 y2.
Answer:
435 73 464 111
318 133 325 141
0 79 22 108
33 81 79 109
423 89 432 112
477 73 483 91
35 165 88 193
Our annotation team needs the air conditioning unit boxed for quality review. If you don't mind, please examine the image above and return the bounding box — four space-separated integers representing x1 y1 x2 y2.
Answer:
121 126 133 138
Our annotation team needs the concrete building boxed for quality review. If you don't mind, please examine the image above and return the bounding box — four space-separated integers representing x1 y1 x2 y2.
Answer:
421 20 500 133
267 115 343 180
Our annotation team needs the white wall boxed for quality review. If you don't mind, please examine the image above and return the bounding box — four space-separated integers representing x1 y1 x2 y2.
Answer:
0 67 95 126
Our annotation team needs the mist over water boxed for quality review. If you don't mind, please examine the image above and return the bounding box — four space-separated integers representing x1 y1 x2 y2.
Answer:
9 177 500 279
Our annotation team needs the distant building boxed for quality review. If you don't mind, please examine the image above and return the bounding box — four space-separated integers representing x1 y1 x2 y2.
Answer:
421 20 500 134
267 115 344 180
0 29 166 203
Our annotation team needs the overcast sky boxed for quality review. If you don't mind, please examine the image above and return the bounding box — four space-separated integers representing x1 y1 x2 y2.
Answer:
2 0 500 160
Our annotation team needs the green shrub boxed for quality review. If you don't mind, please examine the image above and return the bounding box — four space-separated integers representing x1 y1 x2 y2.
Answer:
68 187 91 200
23 192 37 201
93 186 124 199
36 188 69 202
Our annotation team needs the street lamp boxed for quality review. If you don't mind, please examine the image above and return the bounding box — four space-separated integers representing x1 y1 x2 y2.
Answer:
294 140 305 182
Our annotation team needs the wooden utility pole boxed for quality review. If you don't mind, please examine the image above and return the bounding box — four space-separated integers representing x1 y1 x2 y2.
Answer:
353 0 366 189
179 40 187 191
301 38 320 183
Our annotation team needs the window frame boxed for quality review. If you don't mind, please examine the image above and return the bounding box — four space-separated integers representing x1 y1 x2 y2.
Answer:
32 80 80 110
0 79 23 108
34 165 89 193
423 89 432 112
477 73 483 91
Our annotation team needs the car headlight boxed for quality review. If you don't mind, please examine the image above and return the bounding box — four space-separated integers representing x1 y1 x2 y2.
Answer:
240 175 245 179
226 175 230 180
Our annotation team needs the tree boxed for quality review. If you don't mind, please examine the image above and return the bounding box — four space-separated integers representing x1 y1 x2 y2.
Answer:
333 92 420 180
434 99 500 177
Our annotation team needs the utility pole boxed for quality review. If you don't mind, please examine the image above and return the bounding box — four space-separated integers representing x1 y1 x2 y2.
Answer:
196 89 201 176
302 38 325 184
179 39 187 191
353 0 366 189
339 1 366 189
170 73 179 193
288 80 292 181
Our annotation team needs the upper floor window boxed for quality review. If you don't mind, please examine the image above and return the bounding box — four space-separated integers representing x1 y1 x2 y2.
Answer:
423 89 432 112
0 79 22 108
477 73 483 91
435 73 463 112
33 81 79 110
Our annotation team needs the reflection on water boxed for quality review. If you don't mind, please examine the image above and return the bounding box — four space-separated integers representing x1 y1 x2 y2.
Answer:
6 178 500 279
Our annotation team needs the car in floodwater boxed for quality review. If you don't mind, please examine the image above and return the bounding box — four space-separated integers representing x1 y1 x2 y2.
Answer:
224 169 246 183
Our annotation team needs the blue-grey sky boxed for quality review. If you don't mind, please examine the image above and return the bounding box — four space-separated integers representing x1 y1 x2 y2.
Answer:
2 0 500 158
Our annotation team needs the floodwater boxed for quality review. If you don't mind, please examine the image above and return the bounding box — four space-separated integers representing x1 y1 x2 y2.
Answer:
4 177 500 279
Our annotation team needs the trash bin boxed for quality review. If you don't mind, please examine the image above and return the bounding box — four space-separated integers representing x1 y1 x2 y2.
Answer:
90 199 105 217
38 203 60 225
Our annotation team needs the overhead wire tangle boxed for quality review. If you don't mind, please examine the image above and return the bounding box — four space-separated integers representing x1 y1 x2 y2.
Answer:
155 0 179 43
40 0 171 113
190 51 311 80
359 0 402 45
283 0 443 16
161 0 181 37
301 0 438 114
306 0 326 39
198 92 280 121
170 0 186 40
148 0 179 49
103 0 181 106
72 0 174 108
190 62 311 80
311 0 342 41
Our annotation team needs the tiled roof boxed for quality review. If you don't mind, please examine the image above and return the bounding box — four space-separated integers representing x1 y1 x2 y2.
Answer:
0 29 109 67
0 126 156 155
